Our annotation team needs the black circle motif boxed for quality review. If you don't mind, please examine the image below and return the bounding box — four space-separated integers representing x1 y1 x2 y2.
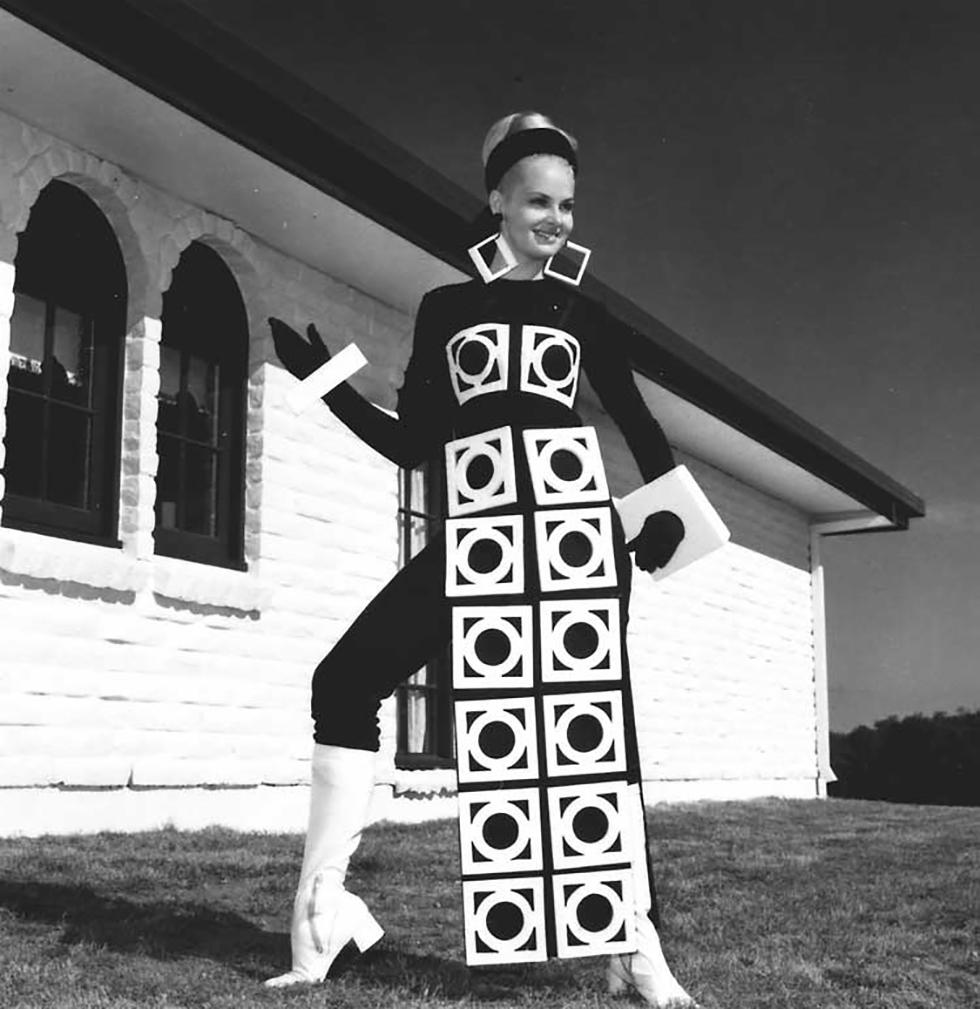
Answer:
458 338 490 377
484 811 520 850
474 626 512 666
470 538 504 575
566 713 604 754
551 447 583 482
479 720 517 760
564 620 600 660
486 899 525 942
541 343 572 381
577 892 614 933
466 452 495 491
571 804 609 845
557 529 592 568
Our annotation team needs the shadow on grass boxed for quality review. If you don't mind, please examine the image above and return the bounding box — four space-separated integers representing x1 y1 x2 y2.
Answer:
0 879 542 997
0 879 280 969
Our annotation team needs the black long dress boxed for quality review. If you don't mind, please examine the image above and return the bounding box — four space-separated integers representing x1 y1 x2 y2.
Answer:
312 277 676 965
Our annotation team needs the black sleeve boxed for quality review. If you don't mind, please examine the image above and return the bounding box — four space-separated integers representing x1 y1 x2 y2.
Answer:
323 291 450 470
581 302 676 483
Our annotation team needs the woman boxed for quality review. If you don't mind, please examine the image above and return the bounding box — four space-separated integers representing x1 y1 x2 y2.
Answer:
266 111 698 1008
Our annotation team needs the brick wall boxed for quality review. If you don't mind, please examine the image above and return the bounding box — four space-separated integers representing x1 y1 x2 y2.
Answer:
0 109 820 835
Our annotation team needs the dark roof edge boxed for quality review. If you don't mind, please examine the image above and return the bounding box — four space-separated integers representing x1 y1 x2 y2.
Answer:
1 0 925 526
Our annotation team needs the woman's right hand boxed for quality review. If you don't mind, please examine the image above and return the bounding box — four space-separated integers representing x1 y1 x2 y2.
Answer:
268 318 331 380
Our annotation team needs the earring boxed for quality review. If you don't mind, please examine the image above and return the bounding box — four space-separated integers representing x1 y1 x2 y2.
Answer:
544 241 592 287
468 232 519 284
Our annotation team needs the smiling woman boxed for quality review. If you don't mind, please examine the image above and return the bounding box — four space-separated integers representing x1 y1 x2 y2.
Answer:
266 112 697 1006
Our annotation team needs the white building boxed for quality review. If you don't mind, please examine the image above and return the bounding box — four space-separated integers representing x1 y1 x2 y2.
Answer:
0 3 923 836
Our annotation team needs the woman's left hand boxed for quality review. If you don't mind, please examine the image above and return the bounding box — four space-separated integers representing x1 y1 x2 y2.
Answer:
628 511 685 573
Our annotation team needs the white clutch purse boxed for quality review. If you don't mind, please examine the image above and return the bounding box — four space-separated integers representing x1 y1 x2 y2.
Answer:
614 465 730 581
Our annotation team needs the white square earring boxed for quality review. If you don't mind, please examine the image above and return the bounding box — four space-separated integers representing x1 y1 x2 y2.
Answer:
544 240 592 286
468 232 519 283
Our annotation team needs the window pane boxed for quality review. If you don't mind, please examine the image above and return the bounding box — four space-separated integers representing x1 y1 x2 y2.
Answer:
157 345 181 435
47 402 90 507
156 433 180 529
3 390 43 498
183 444 217 536
403 688 433 754
50 307 90 406
8 294 45 393
185 354 217 445
408 514 429 559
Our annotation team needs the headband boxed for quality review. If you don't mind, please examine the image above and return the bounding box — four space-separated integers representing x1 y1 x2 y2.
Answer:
483 127 578 193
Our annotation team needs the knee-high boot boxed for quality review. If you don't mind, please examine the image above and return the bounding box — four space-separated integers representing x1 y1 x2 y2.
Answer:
606 785 699 1008
264 744 385 987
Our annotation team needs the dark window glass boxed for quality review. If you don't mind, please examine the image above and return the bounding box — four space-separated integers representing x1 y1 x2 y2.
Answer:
395 459 453 768
3 181 125 542
154 242 247 568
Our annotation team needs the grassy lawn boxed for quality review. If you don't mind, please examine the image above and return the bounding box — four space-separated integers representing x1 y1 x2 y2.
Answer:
1 798 977 1008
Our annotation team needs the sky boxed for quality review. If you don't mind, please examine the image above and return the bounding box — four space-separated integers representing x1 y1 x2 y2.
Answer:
185 0 980 730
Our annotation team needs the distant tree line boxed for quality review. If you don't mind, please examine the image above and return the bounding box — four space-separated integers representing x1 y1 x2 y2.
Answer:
829 708 980 806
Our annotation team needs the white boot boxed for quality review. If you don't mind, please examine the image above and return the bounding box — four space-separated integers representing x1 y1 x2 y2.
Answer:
607 914 699 1007
264 744 385 987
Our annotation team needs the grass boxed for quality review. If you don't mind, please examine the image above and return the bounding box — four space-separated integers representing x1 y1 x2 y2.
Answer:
0 798 977 1008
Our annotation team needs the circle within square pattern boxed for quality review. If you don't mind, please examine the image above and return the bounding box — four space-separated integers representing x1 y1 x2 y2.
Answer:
455 697 538 783
447 323 510 404
446 516 524 597
540 599 622 682
523 426 609 506
519 325 580 407
543 691 626 777
446 426 518 517
453 605 534 689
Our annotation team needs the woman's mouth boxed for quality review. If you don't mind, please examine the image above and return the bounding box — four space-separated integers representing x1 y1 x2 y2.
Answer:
532 228 562 244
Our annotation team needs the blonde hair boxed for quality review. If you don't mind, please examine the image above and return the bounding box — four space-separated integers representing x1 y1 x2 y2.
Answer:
480 111 578 168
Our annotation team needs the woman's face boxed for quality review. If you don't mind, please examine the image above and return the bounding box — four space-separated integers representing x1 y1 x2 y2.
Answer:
489 155 575 267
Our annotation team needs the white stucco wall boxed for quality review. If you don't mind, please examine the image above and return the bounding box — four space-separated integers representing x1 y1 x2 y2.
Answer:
0 109 822 837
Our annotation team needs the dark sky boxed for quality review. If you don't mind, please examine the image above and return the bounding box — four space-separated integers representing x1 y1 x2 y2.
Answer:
186 0 980 729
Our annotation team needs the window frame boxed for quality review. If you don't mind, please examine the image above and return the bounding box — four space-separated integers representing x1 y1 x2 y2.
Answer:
153 242 248 571
394 457 454 769
2 181 125 546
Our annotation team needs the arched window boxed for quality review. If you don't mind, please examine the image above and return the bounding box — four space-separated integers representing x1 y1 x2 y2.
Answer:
3 180 126 542
154 241 247 568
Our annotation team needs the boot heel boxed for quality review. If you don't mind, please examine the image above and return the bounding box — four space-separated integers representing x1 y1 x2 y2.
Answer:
341 890 385 953
352 910 384 952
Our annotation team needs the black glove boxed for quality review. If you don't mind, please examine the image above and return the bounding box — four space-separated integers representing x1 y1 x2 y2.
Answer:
268 318 331 380
628 510 685 573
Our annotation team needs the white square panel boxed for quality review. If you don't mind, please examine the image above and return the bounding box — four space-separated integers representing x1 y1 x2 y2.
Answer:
519 325 580 407
446 426 518 517
453 605 534 690
523 426 609 506
546 781 631 870
446 515 524 597
540 599 622 683
455 697 538 784
542 691 627 778
458 787 543 875
534 507 617 593
463 877 548 965
552 868 636 959
447 323 509 404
